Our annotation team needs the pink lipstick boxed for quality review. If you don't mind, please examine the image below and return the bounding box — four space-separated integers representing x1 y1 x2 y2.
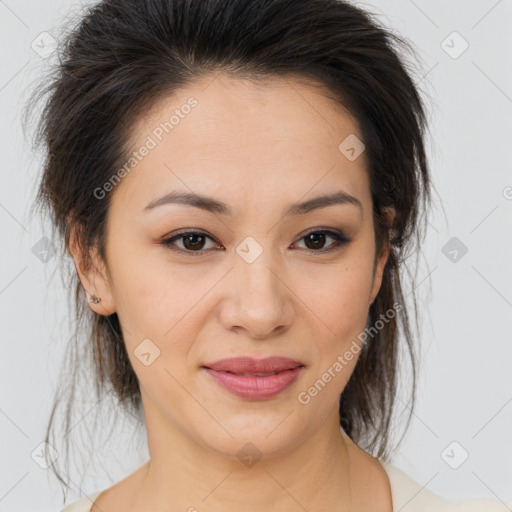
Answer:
201 356 304 400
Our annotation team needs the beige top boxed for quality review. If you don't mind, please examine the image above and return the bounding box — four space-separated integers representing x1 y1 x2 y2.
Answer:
60 460 509 511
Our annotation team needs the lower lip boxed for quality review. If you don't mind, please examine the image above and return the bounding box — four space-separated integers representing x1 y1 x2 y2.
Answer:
203 366 303 399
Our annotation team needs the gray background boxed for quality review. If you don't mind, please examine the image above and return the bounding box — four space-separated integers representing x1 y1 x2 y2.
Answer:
1 0 511 510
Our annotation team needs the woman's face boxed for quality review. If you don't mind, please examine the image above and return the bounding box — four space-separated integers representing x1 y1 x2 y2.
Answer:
76 74 390 459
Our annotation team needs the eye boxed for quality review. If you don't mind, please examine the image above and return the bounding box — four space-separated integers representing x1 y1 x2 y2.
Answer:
160 228 352 256
292 228 351 254
160 230 221 255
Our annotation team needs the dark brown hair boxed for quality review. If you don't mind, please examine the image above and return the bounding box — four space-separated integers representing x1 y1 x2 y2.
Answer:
24 0 437 495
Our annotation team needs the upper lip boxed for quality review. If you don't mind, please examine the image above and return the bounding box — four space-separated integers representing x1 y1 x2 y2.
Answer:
202 356 304 374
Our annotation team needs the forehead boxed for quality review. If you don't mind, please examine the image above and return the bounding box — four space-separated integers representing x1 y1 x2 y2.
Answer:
114 73 370 216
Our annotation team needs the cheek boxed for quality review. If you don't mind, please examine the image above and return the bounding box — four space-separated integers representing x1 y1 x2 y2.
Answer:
299 258 374 341
298 266 373 401
105 241 190 345
111 268 221 390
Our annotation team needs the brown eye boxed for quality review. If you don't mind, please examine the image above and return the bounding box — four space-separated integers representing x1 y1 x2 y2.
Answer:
304 232 328 250
181 233 207 251
161 230 220 255
294 229 351 253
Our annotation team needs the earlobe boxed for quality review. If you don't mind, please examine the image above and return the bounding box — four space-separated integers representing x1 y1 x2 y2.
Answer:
68 224 116 316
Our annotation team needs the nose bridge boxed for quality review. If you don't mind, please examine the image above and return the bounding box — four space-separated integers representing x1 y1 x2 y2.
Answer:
221 234 293 337
236 234 282 307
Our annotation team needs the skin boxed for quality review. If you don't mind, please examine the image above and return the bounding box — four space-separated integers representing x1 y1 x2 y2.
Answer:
71 73 395 511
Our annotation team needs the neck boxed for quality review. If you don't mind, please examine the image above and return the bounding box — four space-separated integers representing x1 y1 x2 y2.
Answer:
131 404 363 512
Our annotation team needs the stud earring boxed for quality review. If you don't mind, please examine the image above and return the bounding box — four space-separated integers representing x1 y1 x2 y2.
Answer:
89 293 101 304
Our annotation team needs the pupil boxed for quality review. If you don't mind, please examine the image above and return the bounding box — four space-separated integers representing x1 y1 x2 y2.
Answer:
184 234 205 250
306 233 325 250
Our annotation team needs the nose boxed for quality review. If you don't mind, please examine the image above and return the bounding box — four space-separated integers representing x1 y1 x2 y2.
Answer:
218 246 295 340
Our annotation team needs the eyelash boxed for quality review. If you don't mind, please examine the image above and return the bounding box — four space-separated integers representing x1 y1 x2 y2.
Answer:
160 228 352 256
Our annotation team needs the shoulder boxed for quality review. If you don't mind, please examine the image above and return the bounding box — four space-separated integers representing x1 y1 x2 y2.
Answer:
59 462 148 511
59 491 102 512
380 460 511 512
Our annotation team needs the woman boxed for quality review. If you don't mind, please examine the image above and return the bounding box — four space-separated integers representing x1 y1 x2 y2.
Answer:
25 0 509 510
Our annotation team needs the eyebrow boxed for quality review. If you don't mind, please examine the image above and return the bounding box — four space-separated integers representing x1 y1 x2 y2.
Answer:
144 190 363 217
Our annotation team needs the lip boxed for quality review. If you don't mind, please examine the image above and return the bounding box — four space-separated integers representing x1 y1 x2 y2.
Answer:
203 356 304 373
201 356 305 400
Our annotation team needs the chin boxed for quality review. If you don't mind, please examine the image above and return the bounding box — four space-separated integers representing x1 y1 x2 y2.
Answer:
195 414 310 463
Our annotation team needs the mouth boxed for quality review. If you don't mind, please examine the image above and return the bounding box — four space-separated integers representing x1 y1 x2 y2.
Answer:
201 356 305 400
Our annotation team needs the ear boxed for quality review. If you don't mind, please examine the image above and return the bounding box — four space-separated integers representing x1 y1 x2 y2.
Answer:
68 222 116 316
369 206 395 306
